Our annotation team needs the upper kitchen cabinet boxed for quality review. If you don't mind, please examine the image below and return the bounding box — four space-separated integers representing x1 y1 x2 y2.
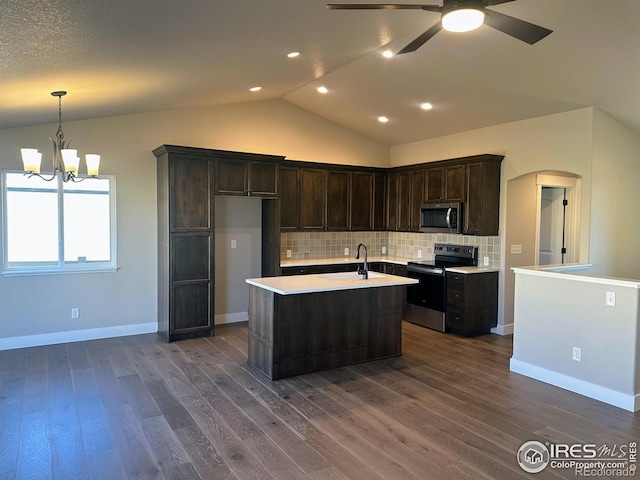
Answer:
350 171 374 231
464 158 502 236
425 164 464 203
424 166 445 203
389 154 502 235
281 163 384 232
214 152 282 197
373 172 386 230
444 164 465 202
397 172 412 231
386 172 398 231
326 170 350 231
279 165 300 231
299 168 327 230
396 170 424 232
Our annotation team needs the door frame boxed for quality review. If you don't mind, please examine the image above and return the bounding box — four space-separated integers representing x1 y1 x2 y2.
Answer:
534 174 581 265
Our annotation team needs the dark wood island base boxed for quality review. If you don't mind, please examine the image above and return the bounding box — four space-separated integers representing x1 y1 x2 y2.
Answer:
248 285 405 380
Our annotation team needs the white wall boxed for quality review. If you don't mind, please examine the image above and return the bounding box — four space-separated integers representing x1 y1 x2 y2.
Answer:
2 99 638 347
511 267 640 411
0 99 389 347
214 196 263 325
589 109 640 279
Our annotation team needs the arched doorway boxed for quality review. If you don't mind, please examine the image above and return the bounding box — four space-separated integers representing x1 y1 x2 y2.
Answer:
534 174 581 265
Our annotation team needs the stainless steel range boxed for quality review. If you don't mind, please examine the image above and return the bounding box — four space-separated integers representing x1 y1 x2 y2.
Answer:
406 243 478 332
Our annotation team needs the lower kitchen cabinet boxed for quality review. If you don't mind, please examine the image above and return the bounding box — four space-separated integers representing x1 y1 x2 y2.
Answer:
280 265 328 276
383 263 407 276
281 261 404 276
445 270 498 336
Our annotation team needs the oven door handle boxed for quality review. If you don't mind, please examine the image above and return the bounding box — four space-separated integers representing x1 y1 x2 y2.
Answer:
408 266 444 275
445 207 452 229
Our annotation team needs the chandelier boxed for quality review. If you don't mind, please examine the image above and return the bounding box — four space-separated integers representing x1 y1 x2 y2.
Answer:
21 91 100 182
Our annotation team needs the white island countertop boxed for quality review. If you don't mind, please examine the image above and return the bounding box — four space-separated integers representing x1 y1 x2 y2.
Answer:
246 271 418 295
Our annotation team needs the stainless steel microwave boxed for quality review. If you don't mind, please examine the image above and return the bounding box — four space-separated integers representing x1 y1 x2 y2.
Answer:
419 202 462 234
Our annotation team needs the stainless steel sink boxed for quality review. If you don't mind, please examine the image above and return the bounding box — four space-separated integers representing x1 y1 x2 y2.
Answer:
315 272 385 281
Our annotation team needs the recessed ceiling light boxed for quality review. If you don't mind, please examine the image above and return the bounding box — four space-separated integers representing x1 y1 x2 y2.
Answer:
287 51 301 58
377 116 389 123
249 86 262 92
382 50 394 58
420 102 433 110
317 86 329 94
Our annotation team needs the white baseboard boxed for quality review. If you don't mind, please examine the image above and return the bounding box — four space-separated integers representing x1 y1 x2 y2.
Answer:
491 323 514 336
510 358 639 412
215 312 248 325
0 322 158 351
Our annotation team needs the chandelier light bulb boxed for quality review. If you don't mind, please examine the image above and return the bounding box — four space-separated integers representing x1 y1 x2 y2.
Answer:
86 154 101 176
21 149 42 174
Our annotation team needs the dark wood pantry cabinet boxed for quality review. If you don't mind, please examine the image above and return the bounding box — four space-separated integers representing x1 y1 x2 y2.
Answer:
154 145 284 342
154 145 215 342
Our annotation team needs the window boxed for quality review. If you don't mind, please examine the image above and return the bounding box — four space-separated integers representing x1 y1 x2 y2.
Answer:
1 171 116 275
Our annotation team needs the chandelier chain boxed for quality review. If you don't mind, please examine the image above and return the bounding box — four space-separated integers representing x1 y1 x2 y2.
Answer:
56 94 64 143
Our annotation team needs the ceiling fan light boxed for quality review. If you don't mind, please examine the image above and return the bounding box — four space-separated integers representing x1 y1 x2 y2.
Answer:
442 8 485 33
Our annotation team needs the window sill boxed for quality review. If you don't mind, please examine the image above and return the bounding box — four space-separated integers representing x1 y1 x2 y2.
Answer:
2 266 119 277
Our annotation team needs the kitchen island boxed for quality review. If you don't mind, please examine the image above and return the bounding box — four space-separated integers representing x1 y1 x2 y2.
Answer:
246 271 418 380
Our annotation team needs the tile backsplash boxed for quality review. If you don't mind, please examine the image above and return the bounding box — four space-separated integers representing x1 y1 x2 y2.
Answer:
281 231 501 268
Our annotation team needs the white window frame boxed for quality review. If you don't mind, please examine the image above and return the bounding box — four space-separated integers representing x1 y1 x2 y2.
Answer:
1 169 117 276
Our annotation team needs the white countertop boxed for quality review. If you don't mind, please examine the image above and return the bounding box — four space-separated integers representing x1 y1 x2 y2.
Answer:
246 271 418 295
512 264 640 288
280 255 409 268
445 266 499 274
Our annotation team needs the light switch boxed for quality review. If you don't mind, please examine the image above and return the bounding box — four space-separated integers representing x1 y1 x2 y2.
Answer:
231 240 237 249
510 244 522 254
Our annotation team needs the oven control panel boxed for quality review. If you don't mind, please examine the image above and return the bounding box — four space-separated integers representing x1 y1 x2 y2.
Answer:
434 244 477 259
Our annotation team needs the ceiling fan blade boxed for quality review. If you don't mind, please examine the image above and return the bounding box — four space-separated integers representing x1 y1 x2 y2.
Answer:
327 3 441 12
485 0 516 5
397 22 442 54
483 9 552 44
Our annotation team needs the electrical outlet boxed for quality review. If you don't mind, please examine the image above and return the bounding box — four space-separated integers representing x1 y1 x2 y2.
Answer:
344 247 349 256
231 239 237 249
511 244 522 254
417 250 422 258
286 249 292 258
572 347 581 362
71 308 79 319
381 246 387 255
483 256 490 266
606 291 616 306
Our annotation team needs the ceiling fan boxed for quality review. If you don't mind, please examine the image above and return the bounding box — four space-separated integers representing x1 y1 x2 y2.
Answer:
326 0 552 54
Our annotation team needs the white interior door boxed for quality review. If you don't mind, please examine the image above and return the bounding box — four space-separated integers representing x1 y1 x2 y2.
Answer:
539 187 566 265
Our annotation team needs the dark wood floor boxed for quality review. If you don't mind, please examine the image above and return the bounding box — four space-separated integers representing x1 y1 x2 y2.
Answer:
1 321 639 480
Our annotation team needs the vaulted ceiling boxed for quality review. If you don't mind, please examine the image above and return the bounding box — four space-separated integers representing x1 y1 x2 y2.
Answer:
1 0 638 145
